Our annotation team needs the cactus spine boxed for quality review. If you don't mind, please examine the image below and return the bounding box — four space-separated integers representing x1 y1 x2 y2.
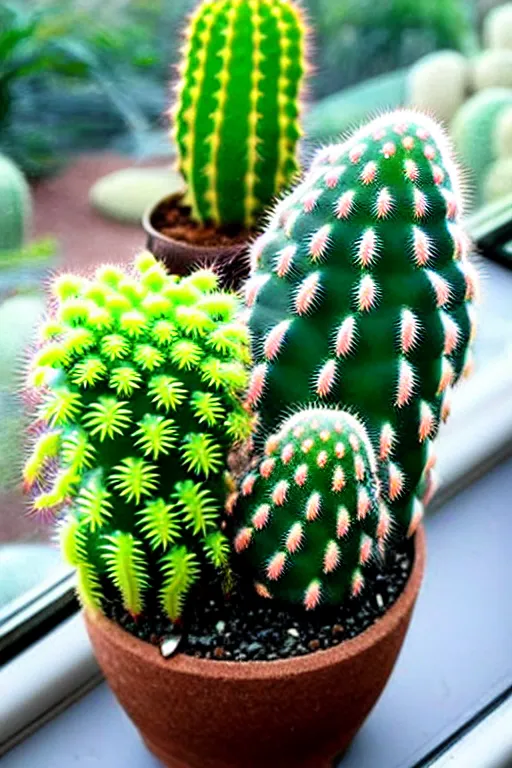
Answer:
173 0 306 228
233 407 386 609
23 253 251 621
244 110 477 537
0 154 31 252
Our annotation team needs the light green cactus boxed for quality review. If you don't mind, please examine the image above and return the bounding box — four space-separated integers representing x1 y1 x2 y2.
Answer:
0 154 32 253
173 0 307 228
23 252 252 621
243 110 477 537
232 407 386 609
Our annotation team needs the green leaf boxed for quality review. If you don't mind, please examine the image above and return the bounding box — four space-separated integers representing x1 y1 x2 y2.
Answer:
110 457 159 504
137 498 181 551
61 429 95 472
159 545 199 621
133 414 177 460
83 397 131 441
151 319 176 346
101 333 130 361
71 356 107 388
32 467 79 511
198 292 238 320
134 343 164 371
203 531 230 569
102 532 149 616
172 480 219 535
175 305 214 337
76 477 113 532
59 516 88 565
200 358 248 391
119 310 147 337
33 342 69 369
190 391 224 427
41 387 82 426
109 366 142 397
23 429 61 487
170 340 203 370
148 375 187 412
225 408 253 443
62 327 95 356
181 433 222 477
207 322 249 356
76 561 103 612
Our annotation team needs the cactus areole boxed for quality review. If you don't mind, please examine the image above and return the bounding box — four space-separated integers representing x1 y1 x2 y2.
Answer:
244 110 477 541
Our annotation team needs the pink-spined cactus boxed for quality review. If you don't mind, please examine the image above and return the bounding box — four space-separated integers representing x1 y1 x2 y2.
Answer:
238 109 478 563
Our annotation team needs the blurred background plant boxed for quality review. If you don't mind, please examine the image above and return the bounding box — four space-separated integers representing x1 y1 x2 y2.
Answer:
308 0 477 97
0 0 156 177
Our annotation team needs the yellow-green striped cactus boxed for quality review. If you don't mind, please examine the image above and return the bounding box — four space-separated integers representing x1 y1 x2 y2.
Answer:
173 0 307 228
232 408 386 609
23 253 252 622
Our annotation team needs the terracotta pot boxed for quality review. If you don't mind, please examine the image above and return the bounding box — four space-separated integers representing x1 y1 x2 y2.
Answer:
85 525 426 768
142 193 250 291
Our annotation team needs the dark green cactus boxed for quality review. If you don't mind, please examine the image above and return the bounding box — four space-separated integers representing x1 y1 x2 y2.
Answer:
233 407 387 609
244 110 478 536
23 253 251 621
173 0 307 228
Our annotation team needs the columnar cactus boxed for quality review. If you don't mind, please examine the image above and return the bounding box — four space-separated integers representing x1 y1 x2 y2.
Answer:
173 0 307 228
23 253 251 621
232 407 387 609
0 154 31 252
244 110 478 536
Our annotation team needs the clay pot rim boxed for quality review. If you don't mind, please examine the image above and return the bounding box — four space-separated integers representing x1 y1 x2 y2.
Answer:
142 192 252 255
87 525 425 680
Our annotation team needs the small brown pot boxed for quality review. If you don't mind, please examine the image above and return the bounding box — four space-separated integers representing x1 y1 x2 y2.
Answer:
143 193 251 291
85 525 425 768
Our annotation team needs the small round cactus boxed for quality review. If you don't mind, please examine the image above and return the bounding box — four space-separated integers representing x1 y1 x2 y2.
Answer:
233 408 387 609
244 109 477 537
173 0 307 228
23 253 251 621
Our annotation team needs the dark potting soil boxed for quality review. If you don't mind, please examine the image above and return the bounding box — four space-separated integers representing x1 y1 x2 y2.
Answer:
151 198 254 248
105 540 413 662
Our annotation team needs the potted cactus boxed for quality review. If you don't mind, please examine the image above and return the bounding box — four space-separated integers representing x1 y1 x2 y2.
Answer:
23 110 477 768
143 0 307 289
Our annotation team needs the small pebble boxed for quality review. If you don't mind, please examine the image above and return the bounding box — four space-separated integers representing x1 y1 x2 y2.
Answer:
216 621 226 634
287 627 299 638
308 638 321 652
214 647 225 659
376 594 384 610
